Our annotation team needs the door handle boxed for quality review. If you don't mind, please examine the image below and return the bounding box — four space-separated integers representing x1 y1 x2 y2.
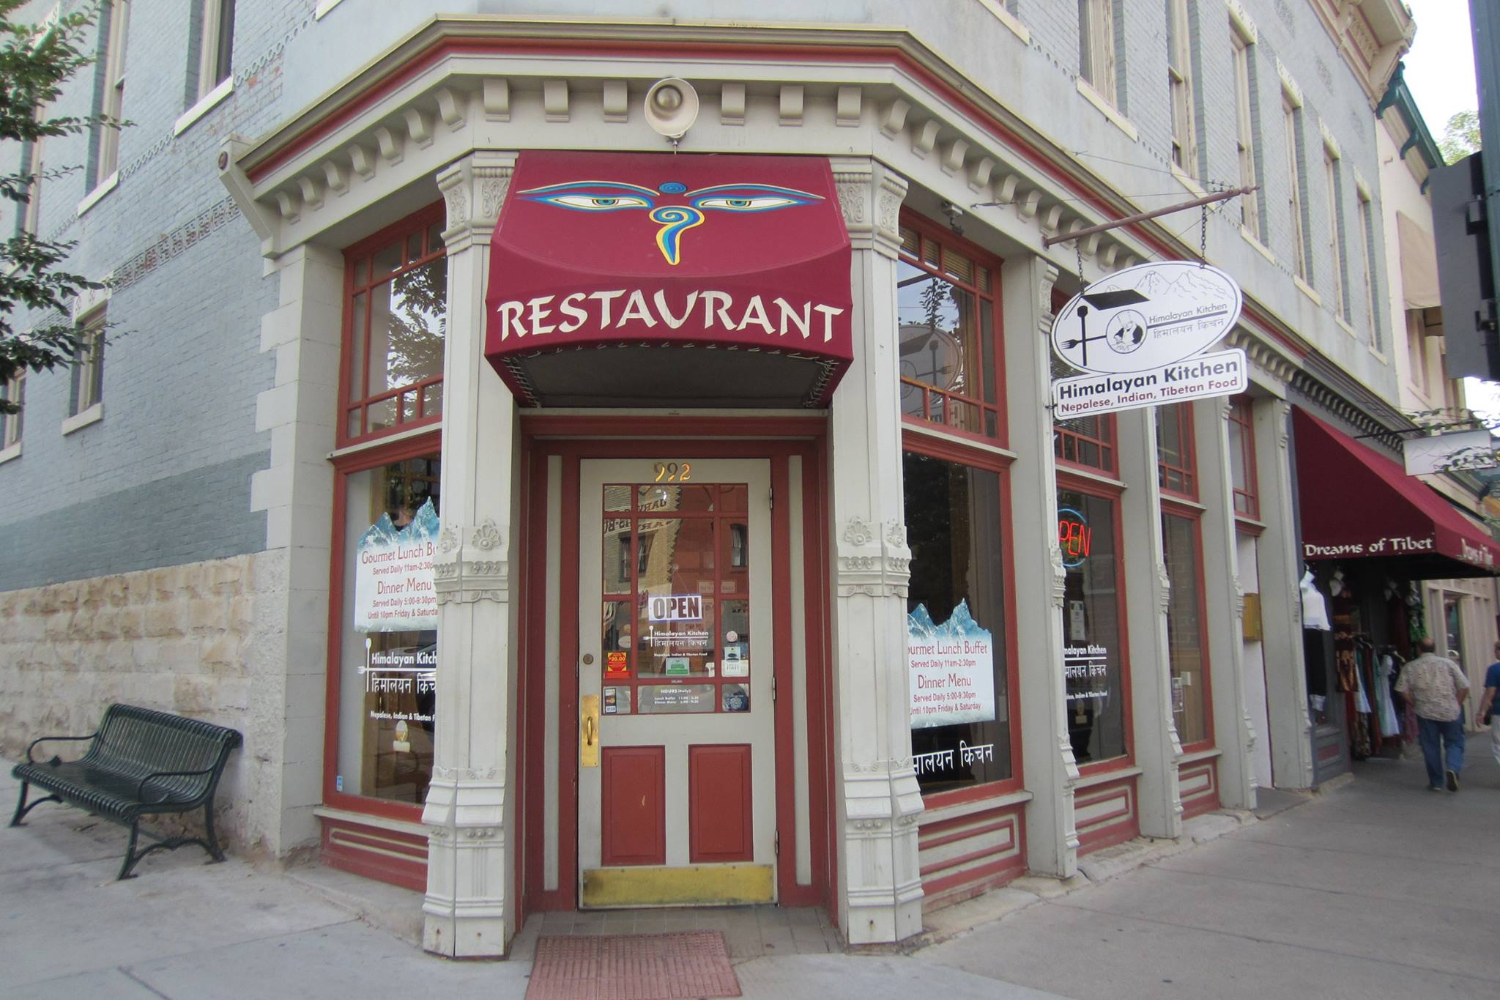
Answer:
580 694 600 768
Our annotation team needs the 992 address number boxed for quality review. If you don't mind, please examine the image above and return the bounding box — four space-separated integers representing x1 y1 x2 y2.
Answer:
653 461 692 482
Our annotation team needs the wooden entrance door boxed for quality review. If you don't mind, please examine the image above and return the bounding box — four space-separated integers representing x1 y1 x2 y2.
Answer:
576 458 777 907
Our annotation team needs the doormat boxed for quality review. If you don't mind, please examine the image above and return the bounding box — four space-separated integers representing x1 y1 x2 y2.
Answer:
525 930 741 1000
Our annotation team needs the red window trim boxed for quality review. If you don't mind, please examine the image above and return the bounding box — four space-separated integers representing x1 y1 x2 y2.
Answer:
902 427 1024 800
1228 395 1261 521
1156 402 1198 500
323 429 443 822
1056 471 1135 774
1160 499 1215 753
897 209 1008 448
337 201 448 448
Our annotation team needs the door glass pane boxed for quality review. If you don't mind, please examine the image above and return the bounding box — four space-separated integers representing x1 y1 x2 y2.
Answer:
1058 488 1128 764
601 478 754 712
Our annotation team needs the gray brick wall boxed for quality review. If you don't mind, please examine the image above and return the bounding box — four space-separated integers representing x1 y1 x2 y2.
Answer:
0 0 1405 595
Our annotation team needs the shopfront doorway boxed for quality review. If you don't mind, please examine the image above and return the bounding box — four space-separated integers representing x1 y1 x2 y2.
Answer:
576 458 777 907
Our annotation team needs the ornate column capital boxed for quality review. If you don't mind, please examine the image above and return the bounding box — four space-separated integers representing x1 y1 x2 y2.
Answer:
835 515 912 597
432 518 509 605
438 150 517 253
830 156 909 258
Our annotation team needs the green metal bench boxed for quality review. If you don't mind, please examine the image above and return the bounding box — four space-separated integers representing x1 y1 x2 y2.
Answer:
10 704 243 879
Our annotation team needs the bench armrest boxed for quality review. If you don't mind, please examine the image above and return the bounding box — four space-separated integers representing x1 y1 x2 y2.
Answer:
25 732 99 764
136 766 219 804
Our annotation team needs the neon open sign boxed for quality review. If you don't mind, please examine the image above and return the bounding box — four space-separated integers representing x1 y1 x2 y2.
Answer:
1058 507 1091 569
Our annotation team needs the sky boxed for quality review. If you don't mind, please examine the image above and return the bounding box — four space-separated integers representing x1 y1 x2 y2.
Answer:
1400 2 1494 420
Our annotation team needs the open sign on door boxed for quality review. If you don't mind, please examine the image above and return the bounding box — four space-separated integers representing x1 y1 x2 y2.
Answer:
647 594 703 622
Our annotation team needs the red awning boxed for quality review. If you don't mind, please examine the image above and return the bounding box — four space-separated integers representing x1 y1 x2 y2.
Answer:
484 151 852 408
1292 407 1500 577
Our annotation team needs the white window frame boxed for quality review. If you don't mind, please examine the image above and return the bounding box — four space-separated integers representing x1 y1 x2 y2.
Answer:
1283 93 1308 283
0 372 24 457
1356 184 1381 351
195 0 234 102
69 308 106 421
1231 28 1259 239
1407 311 1429 398
94 0 129 187
1167 0 1196 176
1324 148 1348 323
21 105 47 236
1078 0 1117 106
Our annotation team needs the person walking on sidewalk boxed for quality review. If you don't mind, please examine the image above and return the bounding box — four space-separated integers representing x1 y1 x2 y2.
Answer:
1478 641 1500 767
1396 637 1470 792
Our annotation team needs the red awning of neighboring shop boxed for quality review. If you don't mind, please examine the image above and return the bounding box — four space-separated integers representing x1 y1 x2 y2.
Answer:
1293 407 1500 578
484 150 853 408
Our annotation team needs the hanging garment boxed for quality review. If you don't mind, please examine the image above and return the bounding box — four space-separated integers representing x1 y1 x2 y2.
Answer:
1301 571 1332 630
1377 653 1401 737
1354 652 1372 714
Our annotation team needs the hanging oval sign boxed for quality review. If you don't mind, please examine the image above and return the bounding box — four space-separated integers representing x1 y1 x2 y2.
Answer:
1050 261 1243 375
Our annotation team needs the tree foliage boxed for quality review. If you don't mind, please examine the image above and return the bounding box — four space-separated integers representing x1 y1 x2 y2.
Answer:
0 0 119 416
1439 109 1481 166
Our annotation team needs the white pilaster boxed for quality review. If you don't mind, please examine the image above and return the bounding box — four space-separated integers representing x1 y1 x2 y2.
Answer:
1193 399 1254 809
249 242 344 856
1256 399 1316 788
1001 254 1079 878
422 150 519 958
827 156 924 945
1116 407 1184 838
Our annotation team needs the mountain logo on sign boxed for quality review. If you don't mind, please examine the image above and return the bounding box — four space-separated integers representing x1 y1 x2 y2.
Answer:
908 599 991 646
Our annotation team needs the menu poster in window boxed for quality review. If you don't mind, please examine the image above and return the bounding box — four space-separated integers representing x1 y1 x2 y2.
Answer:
355 498 440 632
908 599 996 729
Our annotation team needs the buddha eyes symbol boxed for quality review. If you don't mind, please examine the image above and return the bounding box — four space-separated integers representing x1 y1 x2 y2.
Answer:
692 195 805 211
535 194 652 211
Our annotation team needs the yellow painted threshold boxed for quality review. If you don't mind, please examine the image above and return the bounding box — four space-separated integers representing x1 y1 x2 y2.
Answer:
581 864 775 908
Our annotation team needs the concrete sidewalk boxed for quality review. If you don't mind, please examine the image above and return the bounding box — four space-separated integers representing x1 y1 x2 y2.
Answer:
3 748 1496 1000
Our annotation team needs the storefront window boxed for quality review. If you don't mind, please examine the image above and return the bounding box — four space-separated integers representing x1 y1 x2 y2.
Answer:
1057 487 1128 764
1156 402 1196 498
1227 395 1260 519
1162 511 1211 748
904 450 1012 792
341 205 448 444
896 220 1001 440
336 451 441 804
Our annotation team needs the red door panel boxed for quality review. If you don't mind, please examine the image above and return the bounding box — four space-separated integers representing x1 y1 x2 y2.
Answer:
602 746 666 866
689 743 753 863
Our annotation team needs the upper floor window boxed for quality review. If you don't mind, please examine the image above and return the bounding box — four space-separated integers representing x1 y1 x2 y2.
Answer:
1 373 23 449
70 311 106 417
1167 0 1197 175
1230 27 1260 238
340 205 448 445
1283 93 1310 282
1227 395 1259 520
192 0 234 102
897 217 1002 441
1078 0 1118 106
94 0 129 183
1156 402 1196 499
20 103 49 236
1357 187 1381 350
1325 148 1349 322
